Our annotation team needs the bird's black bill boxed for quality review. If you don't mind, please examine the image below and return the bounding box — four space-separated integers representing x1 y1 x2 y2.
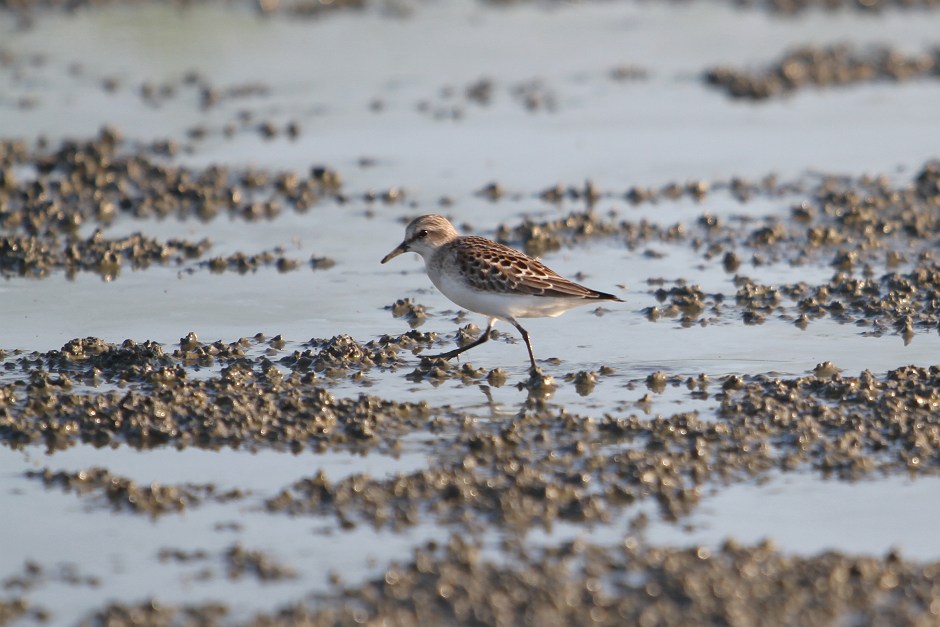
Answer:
381 242 408 264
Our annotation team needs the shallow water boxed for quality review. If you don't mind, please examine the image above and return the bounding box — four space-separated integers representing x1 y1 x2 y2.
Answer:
2 0 940 622
1 445 438 620
655 472 940 558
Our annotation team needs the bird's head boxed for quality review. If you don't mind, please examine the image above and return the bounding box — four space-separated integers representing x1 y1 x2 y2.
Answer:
381 214 459 263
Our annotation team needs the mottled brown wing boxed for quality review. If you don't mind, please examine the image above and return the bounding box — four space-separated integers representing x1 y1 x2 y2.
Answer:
454 236 618 300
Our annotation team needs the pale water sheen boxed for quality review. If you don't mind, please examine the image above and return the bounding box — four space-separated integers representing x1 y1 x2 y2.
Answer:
2 0 940 622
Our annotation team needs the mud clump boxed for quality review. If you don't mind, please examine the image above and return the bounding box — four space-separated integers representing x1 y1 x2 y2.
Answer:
0 129 343 279
261 364 940 534
706 45 940 100
653 283 719 326
496 211 626 257
224 544 296 581
718 162 940 334
497 172 795 215
387 298 428 328
570 369 598 396
254 0 366 18
406 356 454 384
247 535 940 626
720 365 940 476
0 229 211 280
201 249 307 274
308 255 336 270
0 561 87 623
520 368 557 397
25 466 244 518
733 260 940 338
417 76 560 121
0 599 44 625
80 600 227 627
492 162 939 339
5 332 940 623
155 544 296 582
499 160 937 270
486 367 507 387
0 336 431 453
281 331 437 374
157 548 209 563
48 337 171 380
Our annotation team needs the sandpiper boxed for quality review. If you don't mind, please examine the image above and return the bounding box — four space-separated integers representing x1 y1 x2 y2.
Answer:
381 214 623 370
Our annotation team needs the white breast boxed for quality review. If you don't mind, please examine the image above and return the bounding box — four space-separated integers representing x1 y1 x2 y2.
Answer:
427 262 591 320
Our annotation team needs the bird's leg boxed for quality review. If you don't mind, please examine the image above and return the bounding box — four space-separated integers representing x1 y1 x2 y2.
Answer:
427 318 495 361
509 318 539 372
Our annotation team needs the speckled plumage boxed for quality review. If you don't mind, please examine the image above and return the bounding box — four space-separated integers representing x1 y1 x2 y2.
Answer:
445 236 615 300
381 214 622 370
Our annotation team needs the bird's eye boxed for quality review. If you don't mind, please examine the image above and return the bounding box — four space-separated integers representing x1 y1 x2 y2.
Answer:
417 229 429 239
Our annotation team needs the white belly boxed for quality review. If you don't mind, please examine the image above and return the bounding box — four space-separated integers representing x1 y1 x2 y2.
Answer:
429 265 589 320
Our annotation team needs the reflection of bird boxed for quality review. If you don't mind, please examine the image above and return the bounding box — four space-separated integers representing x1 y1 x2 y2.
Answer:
381 214 623 370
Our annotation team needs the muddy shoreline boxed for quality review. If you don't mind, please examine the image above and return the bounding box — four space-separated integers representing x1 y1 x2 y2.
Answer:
2 0 940 624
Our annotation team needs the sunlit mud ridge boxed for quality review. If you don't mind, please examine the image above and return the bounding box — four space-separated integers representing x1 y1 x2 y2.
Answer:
487 162 940 342
4 334 939 622
58 535 940 626
706 44 940 100
250 535 940 627
0 543 296 624
25 466 246 518
262 365 940 533
4 335 939 526
0 130 342 279
0 335 435 453
481 172 798 209
642 260 940 341
494 162 940 262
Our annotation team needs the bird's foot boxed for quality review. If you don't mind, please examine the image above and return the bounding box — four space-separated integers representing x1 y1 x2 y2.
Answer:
521 367 556 397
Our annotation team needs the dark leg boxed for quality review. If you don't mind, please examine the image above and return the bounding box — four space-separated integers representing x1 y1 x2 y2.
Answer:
509 318 538 371
428 318 495 361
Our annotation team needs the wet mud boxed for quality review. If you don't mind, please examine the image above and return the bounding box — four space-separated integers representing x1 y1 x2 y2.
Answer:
250 536 940 626
0 335 433 454
25 466 246 518
706 45 940 100
3 141 940 623
3 329 940 621
0 131 341 280
2 0 940 624
60 536 940 626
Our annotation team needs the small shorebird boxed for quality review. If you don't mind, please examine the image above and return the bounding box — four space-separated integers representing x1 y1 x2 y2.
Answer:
381 214 623 370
